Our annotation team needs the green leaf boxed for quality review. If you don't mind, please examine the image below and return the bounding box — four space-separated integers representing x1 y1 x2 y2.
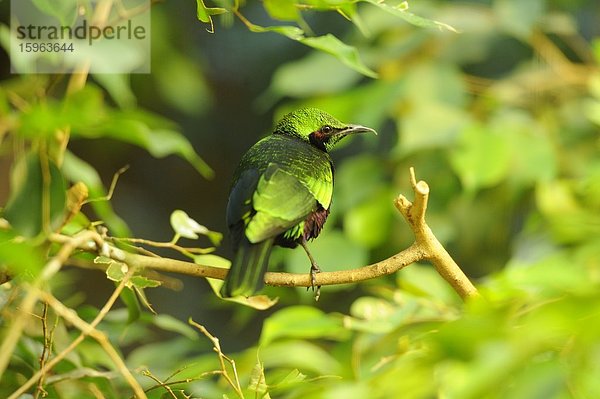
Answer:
4 152 66 237
0 231 44 280
105 260 129 282
244 24 304 40
362 0 457 33
242 19 376 78
269 369 307 390
93 74 136 108
133 285 156 314
334 155 386 213
17 101 65 138
299 34 378 78
153 55 211 115
264 0 299 21
249 360 269 395
268 52 362 100
152 314 198 340
102 116 214 178
449 123 511 193
196 0 227 33
130 275 161 289
592 38 600 64
260 340 342 375
398 263 460 303
337 3 370 36
260 306 348 345
343 188 393 249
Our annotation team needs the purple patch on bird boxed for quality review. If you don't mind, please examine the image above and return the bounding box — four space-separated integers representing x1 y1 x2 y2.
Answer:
303 206 330 242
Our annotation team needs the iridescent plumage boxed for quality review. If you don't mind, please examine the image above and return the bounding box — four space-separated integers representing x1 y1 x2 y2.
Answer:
221 108 376 298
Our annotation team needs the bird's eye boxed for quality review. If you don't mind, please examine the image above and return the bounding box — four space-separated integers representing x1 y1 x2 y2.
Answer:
322 125 333 134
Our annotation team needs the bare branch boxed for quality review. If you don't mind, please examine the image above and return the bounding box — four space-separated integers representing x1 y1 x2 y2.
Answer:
395 168 479 300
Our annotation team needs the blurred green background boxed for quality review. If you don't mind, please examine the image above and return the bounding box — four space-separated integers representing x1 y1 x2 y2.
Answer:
1 0 600 397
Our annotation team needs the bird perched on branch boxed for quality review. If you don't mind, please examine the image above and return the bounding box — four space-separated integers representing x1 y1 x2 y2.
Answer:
221 108 376 299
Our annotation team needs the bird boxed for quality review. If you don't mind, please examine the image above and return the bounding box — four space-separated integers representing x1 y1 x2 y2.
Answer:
221 108 376 299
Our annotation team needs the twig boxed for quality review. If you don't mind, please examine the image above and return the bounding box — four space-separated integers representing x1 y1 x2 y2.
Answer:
113 237 214 256
34 302 50 399
7 262 137 399
84 165 130 204
189 319 244 398
38 291 147 399
141 370 179 399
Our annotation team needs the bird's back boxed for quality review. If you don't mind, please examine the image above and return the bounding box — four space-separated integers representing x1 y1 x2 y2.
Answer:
233 134 333 198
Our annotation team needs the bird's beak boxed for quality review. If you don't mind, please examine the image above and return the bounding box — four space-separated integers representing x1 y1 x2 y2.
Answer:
340 124 377 136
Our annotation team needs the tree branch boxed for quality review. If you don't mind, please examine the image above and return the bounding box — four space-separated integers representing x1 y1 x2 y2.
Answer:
395 168 479 299
47 168 478 300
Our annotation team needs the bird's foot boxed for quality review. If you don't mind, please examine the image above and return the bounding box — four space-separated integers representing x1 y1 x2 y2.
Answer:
307 263 322 301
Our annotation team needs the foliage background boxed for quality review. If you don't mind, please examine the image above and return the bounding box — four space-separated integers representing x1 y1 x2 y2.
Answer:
1 0 600 398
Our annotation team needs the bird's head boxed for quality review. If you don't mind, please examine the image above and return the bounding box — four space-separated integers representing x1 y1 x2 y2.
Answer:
273 108 376 152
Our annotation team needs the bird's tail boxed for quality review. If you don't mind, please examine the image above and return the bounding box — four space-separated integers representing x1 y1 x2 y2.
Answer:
221 237 274 298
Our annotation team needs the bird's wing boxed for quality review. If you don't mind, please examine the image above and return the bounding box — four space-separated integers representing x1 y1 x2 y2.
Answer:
245 163 317 244
226 168 260 249
301 169 333 210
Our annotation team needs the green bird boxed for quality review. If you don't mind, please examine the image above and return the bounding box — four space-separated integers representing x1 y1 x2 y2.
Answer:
221 108 376 298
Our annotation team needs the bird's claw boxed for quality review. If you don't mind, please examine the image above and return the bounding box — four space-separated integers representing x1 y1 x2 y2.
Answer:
307 263 322 301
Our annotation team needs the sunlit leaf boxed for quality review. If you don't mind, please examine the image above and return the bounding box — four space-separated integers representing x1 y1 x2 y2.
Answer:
249 360 269 395
362 0 458 33
0 231 44 280
93 74 137 108
260 306 348 345
270 369 307 390
152 314 199 340
299 34 377 78
268 52 362 100
241 19 376 78
131 275 161 289
100 114 214 179
398 263 460 303
449 123 511 193
264 0 299 21
196 0 227 33
344 188 393 249
260 340 342 375
153 55 212 115
105 260 128 282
